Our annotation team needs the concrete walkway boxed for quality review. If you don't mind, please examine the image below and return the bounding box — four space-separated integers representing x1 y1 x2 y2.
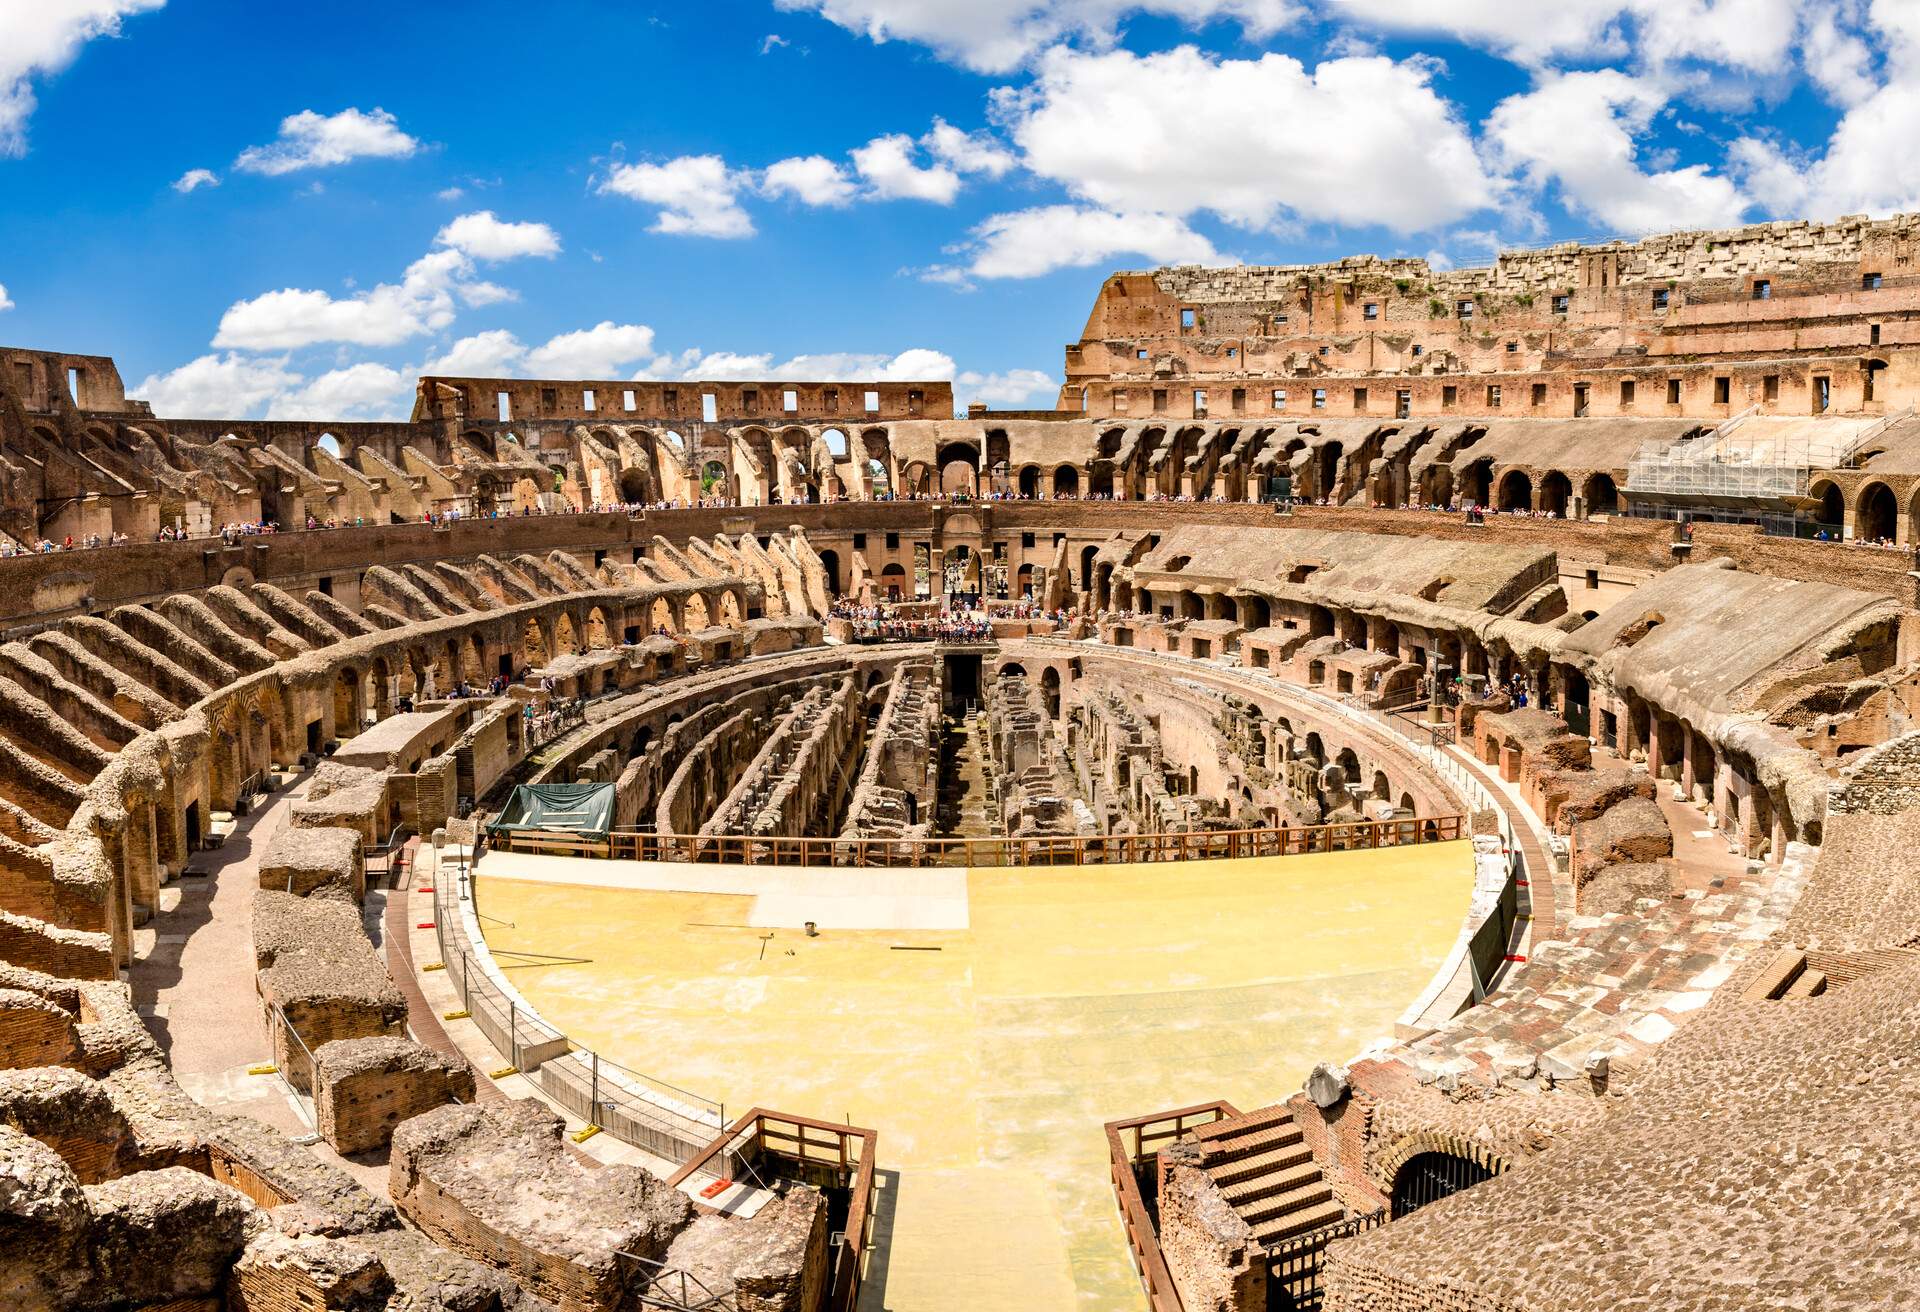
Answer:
128 773 315 1139
125 769 390 1196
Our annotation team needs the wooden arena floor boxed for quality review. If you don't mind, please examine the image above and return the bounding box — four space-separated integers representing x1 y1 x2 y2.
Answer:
476 842 1469 1311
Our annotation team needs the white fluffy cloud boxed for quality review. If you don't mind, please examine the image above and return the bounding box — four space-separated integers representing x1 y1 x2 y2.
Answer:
600 155 755 238
172 167 218 193
0 1 164 157
1728 2 1920 218
424 323 659 378
939 205 1221 281
998 45 1499 234
762 154 858 207
851 133 962 203
526 323 660 377
774 0 1300 72
266 363 413 421
924 118 1017 177
212 213 557 353
955 367 1058 406
433 210 561 261
133 354 414 421
234 107 419 176
0 283 14 312
1329 0 1812 71
422 329 526 377
215 252 467 351
1485 70 1749 233
133 353 302 417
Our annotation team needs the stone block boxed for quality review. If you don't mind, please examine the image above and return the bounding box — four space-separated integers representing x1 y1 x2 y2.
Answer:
83 1166 265 1307
313 1035 474 1156
0 1125 92 1310
390 1101 694 1310
662 1187 829 1312
229 1232 395 1312
259 825 365 900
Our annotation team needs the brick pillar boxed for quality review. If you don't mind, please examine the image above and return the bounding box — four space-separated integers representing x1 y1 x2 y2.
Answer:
1647 714 1663 781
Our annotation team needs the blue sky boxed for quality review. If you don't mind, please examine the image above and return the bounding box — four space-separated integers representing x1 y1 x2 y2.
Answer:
0 1 1913 419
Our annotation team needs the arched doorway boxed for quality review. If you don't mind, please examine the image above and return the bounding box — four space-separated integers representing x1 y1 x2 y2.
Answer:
1813 480 1844 533
1539 470 1571 516
1857 481 1898 543
819 549 842 596
1496 470 1532 511
1391 1151 1497 1219
1583 472 1619 515
1052 465 1080 497
1018 465 1040 498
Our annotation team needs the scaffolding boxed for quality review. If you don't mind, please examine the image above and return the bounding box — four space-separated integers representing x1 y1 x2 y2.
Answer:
1625 410 1908 504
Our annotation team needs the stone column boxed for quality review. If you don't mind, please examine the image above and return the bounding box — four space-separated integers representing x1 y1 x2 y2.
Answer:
1680 725 1697 799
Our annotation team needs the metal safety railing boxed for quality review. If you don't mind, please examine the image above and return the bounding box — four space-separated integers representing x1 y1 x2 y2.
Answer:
429 850 727 1165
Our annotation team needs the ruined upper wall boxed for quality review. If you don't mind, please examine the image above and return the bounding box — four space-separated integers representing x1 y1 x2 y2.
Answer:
1138 212 1920 305
0 347 143 417
411 376 955 426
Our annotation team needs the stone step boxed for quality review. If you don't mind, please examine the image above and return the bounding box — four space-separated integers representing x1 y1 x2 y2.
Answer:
1239 1179 1334 1228
1221 1159 1324 1208
1205 1139 1312 1185
1201 1118 1308 1169
1253 1198 1348 1248
1194 1103 1294 1145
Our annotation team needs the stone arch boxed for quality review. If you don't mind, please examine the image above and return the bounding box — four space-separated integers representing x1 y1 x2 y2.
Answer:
683 593 710 631
1017 464 1041 498
552 611 580 655
522 617 551 668
1370 1131 1510 1197
585 606 612 648
1040 666 1061 717
1539 470 1572 516
1857 480 1898 542
1052 464 1080 496
1812 480 1843 530
649 597 676 634
333 665 364 738
1582 471 1619 515
940 457 979 497
1496 468 1533 512
719 589 744 625
819 549 842 596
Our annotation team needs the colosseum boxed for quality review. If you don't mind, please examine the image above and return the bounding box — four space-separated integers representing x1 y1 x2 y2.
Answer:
3 212 1919 1312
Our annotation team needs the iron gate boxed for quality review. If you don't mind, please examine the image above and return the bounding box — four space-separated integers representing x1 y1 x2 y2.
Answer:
1389 1151 1496 1219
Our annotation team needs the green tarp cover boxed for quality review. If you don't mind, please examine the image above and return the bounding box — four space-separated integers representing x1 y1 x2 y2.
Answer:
487 783 616 842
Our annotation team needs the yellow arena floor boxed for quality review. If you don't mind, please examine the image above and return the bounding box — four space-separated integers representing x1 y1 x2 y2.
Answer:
475 842 1469 1311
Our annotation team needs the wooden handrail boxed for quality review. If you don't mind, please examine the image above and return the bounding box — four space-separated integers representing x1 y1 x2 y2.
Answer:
1103 1101 1240 1312
491 814 1466 868
667 1106 878 1312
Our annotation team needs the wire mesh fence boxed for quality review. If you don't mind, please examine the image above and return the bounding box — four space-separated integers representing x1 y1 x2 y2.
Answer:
429 848 726 1167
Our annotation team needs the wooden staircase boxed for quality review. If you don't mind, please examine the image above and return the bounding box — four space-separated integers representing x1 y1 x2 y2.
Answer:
1193 1105 1344 1248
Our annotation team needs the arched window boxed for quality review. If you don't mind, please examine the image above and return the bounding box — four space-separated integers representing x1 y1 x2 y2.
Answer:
1391 1151 1497 1219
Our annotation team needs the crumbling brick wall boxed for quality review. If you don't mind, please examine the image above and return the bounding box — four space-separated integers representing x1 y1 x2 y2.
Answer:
312 1036 474 1156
